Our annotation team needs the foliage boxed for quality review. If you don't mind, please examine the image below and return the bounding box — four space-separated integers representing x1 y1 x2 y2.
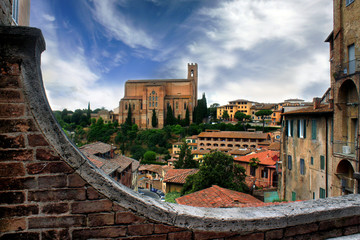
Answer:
87 118 117 143
222 110 230 121
174 141 199 169
143 151 157 162
193 93 208 124
181 151 248 195
249 157 260 168
130 145 146 160
209 103 220 122
165 191 181 203
140 160 167 165
255 109 273 132
165 105 176 126
151 109 158 128
184 107 190 126
125 104 133 127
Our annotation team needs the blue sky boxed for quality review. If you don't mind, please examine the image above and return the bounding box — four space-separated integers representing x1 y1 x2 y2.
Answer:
30 0 333 111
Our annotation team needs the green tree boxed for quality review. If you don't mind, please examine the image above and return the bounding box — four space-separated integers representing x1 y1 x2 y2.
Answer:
209 103 220 122
234 111 251 130
143 151 157 162
255 109 273 132
181 151 248 195
193 93 208 124
222 110 230 121
174 142 199 169
165 105 175 126
87 102 91 122
125 104 133 127
184 107 190 126
152 109 158 128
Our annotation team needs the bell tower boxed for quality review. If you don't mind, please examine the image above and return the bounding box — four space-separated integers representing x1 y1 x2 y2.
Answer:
188 63 198 105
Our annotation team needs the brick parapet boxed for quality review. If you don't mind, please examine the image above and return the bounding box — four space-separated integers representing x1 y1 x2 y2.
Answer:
1 26 360 239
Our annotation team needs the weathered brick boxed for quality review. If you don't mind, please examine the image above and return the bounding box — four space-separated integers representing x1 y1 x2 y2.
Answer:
38 175 67 189
28 189 86 201
35 148 60 161
128 224 154 236
72 199 113 213
86 186 105 200
0 62 21 76
116 211 145 224
0 149 33 161
0 218 26 232
0 177 36 190
0 134 25 148
0 103 24 117
318 229 342 239
194 230 236 240
112 203 126 211
168 231 193 240
0 75 20 88
344 225 360 236
0 232 40 240
26 161 73 174
0 191 25 204
154 224 185 234
0 162 25 177
68 173 86 187
28 215 85 229
0 204 39 218
42 229 70 240
72 226 127 239
265 229 283 240
28 135 48 147
41 202 69 214
117 235 167 240
284 223 318 237
0 89 23 102
88 213 115 227
0 119 37 132
227 232 264 240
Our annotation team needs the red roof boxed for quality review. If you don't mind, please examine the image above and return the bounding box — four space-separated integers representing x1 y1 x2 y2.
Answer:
234 150 279 166
163 169 199 184
176 185 264 208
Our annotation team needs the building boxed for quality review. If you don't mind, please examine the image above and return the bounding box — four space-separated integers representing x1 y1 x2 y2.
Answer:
0 0 30 26
217 99 255 121
250 103 276 122
234 150 280 189
197 130 272 152
163 169 199 193
118 63 198 129
80 142 139 189
325 0 360 197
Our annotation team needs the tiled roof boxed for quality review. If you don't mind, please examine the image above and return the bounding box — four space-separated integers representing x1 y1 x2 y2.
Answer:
229 149 251 155
163 169 199 184
175 185 264 208
191 149 211 155
79 142 115 155
234 150 279 166
268 142 280 151
282 104 333 115
139 164 164 175
197 131 269 139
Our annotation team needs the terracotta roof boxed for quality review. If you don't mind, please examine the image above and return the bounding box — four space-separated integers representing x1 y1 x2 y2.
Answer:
187 135 198 139
139 164 164 175
229 149 251 155
79 142 115 155
282 104 333 115
268 142 280 151
164 169 199 184
175 185 264 208
192 150 211 155
234 150 279 166
197 131 269 139
188 143 197 146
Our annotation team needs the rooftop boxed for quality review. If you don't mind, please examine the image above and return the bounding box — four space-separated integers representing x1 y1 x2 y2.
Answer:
198 131 270 139
234 150 279 166
79 141 115 155
164 169 199 184
282 104 333 116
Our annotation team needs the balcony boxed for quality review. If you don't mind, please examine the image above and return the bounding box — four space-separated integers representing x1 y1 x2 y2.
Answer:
333 58 360 79
333 141 356 159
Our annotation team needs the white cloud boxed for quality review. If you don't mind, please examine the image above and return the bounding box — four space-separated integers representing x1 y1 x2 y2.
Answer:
43 14 55 22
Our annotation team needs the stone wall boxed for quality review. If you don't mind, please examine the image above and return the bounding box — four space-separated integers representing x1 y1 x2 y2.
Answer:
0 0 12 26
2 26 360 240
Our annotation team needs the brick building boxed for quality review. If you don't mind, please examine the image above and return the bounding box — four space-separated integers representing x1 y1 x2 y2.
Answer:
118 64 198 128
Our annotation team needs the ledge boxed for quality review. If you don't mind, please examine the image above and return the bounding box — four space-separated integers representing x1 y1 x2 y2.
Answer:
4 26 360 232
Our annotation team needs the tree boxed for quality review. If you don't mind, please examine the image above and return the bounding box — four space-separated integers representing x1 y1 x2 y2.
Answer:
151 109 158 128
184 107 190 126
234 111 250 130
222 110 230 121
165 105 175 126
255 109 273 132
174 142 199 169
209 103 220 122
181 151 248 195
193 93 208 124
125 104 132 127
143 151 157 162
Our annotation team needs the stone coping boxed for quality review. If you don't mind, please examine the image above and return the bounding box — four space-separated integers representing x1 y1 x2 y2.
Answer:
3 25 360 232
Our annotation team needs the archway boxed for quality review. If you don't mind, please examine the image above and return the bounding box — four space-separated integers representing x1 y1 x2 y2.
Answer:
336 160 355 194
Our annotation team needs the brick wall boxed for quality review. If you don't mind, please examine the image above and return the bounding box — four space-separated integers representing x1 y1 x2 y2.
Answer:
1 26 360 240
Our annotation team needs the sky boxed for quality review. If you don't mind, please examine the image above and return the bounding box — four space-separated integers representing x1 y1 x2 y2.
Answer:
30 0 333 111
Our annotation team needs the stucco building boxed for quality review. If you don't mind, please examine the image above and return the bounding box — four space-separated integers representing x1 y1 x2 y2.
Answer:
118 63 198 128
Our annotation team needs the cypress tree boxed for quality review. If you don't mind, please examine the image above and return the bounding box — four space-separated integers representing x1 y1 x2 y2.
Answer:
151 109 158 128
125 104 132 127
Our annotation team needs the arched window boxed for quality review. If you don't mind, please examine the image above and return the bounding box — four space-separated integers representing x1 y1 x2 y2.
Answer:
125 104 128 110
191 70 194 77
184 102 187 110
133 104 135 110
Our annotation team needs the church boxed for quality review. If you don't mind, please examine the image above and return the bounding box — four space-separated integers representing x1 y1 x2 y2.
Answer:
118 63 198 129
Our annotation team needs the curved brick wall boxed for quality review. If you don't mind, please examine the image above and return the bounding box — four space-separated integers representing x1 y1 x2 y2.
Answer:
1 26 360 239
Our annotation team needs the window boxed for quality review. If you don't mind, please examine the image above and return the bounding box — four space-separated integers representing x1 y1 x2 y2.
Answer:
288 155 292 170
313 192 315 199
348 44 355 74
133 104 135 110
300 159 305 175
287 120 294 137
261 168 268 178
149 102 151 107
176 102 178 109
155 102 157 107
320 188 326 198
125 104 128 110
292 192 296 201
12 0 19 25
311 157 314 165
320 155 325 170
311 120 317 140
346 0 355 6
250 166 256 176
297 120 306 138
184 102 187 110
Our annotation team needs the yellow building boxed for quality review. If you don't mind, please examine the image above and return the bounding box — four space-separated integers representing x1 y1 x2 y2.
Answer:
217 99 255 121
228 99 255 116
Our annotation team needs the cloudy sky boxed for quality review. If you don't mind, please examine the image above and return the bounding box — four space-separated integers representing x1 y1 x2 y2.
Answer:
30 0 333 111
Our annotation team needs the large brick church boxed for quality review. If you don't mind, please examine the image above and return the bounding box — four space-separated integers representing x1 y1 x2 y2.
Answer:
118 63 198 128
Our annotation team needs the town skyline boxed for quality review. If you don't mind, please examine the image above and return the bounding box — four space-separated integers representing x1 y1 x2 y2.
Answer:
30 0 333 111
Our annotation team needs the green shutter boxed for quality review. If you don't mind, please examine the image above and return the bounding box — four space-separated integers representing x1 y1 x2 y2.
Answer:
320 155 325 170
297 120 300 137
311 157 314 165
303 120 306 138
320 188 326 198
312 120 317 140
290 120 294 137
292 192 296 201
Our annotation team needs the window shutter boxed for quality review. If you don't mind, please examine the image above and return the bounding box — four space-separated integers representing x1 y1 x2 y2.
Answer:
290 120 293 137
297 120 300 138
312 120 316 140
303 120 307 138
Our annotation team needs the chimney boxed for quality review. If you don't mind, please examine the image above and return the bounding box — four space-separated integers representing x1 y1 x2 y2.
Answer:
313 98 321 109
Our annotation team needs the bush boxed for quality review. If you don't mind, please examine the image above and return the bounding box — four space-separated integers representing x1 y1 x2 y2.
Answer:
165 192 181 203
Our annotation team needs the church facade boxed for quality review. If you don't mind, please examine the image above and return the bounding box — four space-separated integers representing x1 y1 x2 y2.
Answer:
118 63 198 129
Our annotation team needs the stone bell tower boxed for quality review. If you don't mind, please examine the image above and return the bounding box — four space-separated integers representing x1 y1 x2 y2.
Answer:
188 63 198 106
